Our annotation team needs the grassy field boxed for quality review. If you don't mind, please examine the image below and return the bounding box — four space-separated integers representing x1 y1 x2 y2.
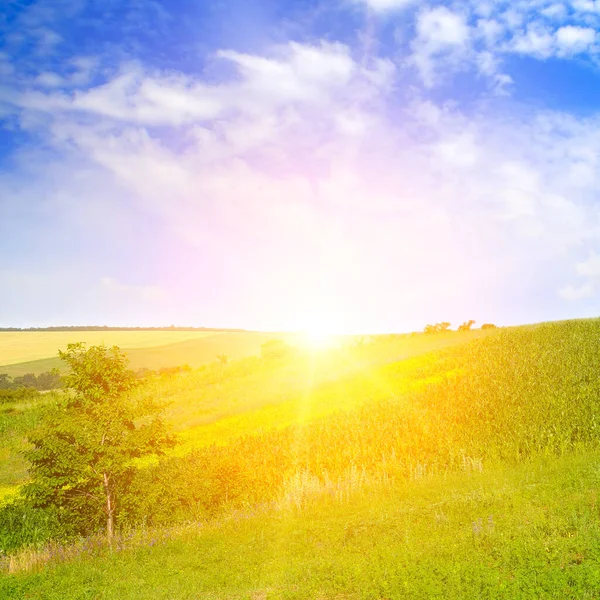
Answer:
0 331 286 376
0 329 490 496
4 320 600 598
0 331 226 365
3 451 600 599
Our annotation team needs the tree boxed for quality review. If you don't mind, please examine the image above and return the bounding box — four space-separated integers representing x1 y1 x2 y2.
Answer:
24 343 176 540
458 320 476 332
424 322 451 334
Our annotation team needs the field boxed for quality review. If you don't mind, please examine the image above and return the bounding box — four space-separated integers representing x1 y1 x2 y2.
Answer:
0 331 286 376
0 329 490 495
3 320 600 598
4 452 600 599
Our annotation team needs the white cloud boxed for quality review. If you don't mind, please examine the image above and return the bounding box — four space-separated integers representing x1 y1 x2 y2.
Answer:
416 7 470 46
6 30 600 327
555 25 597 55
410 7 471 86
576 252 600 277
476 19 505 44
34 72 63 87
571 0 600 13
361 0 417 12
559 282 594 300
3 42 393 128
510 24 555 58
540 3 568 19
101 277 166 302
434 131 479 168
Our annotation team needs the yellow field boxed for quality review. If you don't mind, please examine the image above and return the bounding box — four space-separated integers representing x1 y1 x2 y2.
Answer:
0 331 223 366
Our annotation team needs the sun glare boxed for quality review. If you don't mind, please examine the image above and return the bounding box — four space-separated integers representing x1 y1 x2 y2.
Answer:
301 329 338 350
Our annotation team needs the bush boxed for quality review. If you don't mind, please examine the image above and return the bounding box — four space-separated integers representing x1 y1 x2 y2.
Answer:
0 388 40 404
0 502 69 554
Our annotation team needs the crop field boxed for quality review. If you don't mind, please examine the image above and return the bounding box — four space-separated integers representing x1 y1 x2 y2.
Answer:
4 320 600 598
0 329 490 495
0 330 286 376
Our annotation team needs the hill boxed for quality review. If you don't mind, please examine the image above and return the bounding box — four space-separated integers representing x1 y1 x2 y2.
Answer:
0 330 285 376
4 320 600 597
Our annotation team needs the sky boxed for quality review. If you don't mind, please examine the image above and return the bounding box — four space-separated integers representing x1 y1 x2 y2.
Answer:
2 0 600 333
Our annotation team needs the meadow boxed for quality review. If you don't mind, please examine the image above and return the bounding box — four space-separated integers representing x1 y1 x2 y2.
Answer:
0 330 284 376
2 320 600 598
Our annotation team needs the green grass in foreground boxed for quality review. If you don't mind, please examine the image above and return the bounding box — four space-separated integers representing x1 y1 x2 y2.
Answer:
3 450 600 599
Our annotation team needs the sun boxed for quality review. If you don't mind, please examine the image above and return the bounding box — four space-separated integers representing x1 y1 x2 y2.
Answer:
297 319 342 351
301 329 337 350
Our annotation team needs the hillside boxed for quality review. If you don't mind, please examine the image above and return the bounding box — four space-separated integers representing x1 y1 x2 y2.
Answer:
3 452 600 599
0 331 287 376
3 320 600 597
0 329 490 497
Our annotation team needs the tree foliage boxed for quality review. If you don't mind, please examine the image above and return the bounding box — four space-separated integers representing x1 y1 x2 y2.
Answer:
23 343 176 539
424 322 451 334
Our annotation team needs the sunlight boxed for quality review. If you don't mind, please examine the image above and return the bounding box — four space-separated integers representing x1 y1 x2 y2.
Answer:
300 328 339 351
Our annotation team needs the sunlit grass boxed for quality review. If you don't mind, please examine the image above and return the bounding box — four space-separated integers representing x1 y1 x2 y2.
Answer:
4 450 600 598
7 321 600 596
0 331 223 366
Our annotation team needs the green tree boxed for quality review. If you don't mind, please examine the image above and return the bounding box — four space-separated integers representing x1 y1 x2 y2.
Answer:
24 343 176 540
458 320 476 332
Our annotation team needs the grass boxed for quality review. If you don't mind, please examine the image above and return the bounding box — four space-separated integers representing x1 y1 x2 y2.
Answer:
3 450 600 599
0 329 490 490
7 320 600 597
0 393 59 494
0 331 226 366
0 331 283 376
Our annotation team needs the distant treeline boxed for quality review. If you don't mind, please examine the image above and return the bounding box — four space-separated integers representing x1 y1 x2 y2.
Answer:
0 326 248 332
0 366 194 391
0 371 62 391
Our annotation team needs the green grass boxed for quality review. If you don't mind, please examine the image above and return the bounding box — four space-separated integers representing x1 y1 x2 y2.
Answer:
6 320 600 597
0 393 59 495
3 450 600 599
0 329 490 490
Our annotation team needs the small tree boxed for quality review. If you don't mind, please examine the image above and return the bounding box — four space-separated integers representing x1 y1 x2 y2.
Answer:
24 343 176 540
424 322 451 334
458 320 476 332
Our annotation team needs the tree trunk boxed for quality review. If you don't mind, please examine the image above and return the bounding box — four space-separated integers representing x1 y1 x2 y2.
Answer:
103 472 114 541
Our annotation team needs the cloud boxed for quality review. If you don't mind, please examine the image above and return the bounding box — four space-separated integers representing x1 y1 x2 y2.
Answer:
410 6 471 86
362 0 417 13
571 0 600 13
559 282 594 300
7 4 600 327
576 253 600 277
555 25 597 55
417 7 470 46
540 3 568 19
2 42 394 128
100 277 166 302
510 24 555 58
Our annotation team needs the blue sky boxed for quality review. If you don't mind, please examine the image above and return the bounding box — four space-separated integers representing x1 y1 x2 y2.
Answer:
2 0 600 332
